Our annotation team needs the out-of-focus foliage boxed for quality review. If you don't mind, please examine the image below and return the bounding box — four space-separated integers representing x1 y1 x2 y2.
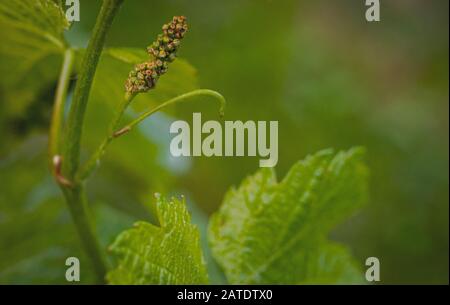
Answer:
107 195 208 284
0 0 71 284
0 0 67 151
209 148 368 284
0 143 83 284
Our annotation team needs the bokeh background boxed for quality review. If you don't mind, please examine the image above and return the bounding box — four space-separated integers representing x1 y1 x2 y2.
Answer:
0 0 448 284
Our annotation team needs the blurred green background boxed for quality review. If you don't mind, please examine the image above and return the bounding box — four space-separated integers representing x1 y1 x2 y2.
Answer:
0 0 448 284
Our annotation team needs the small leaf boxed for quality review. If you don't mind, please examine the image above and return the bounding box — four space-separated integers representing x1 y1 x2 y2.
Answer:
208 148 369 284
107 195 208 284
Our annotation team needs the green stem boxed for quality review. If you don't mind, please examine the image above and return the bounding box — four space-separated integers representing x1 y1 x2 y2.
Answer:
63 0 124 179
56 0 124 283
49 48 74 168
62 185 107 283
77 89 225 181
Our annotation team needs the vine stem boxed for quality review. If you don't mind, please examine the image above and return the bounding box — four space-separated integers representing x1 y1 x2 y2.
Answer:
61 186 107 283
63 0 124 179
77 89 226 181
54 0 124 284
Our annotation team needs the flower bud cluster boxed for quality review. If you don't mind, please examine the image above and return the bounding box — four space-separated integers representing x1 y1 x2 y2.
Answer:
125 16 188 94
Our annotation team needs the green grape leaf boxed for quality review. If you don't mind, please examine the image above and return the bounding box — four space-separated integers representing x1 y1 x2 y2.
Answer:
208 148 369 284
0 0 68 116
296 242 365 284
107 195 208 284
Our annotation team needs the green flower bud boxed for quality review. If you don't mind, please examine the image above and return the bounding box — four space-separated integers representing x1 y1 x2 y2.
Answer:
125 16 188 95
125 61 158 94
147 15 188 63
